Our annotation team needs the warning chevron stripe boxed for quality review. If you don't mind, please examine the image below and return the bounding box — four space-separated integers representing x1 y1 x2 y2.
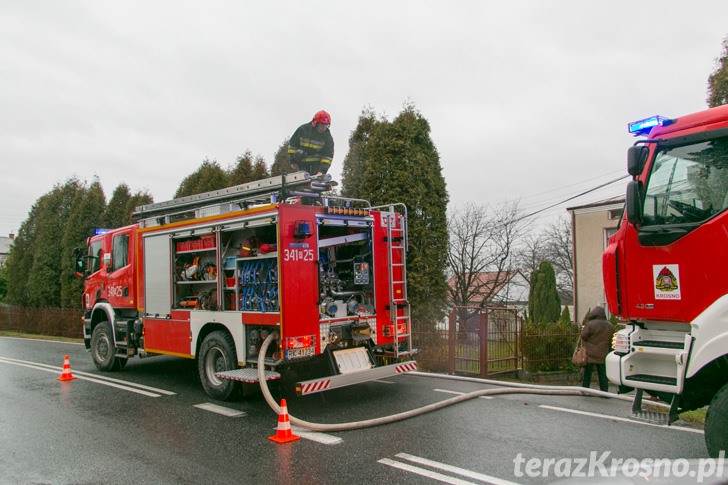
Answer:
395 362 417 373
301 379 331 395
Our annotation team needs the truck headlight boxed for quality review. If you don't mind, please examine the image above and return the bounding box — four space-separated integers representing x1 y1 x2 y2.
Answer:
613 331 630 354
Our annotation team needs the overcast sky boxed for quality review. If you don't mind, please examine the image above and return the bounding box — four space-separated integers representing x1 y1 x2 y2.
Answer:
1 1 726 238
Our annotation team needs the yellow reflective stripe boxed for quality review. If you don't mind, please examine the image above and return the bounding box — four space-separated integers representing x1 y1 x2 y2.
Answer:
288 148 296 154
320 158 332 166
300 138 325 150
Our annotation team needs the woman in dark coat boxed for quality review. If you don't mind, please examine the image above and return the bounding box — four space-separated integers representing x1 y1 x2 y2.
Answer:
581 306 614 392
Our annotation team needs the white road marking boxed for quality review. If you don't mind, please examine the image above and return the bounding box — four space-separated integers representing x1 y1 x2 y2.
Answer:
395 453 520 485
539 404 704 434
375 379 396 384
378 458 480 485
291 425 343 445
434 388 493 399
379 453 520 485
194 403 246 417
0 355 176 398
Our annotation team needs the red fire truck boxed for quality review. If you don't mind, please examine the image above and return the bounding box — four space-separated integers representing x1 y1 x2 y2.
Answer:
75 172 416 400
603 104 728 457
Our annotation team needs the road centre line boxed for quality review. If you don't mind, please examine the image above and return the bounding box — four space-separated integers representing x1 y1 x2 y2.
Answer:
434 388 493 399
538 404 704 434
395 453 520 485
194 402 246 417
0 355 174 398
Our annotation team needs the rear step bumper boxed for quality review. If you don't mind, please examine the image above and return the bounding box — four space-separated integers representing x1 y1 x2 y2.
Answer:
215 368 281 383
297 361 417 396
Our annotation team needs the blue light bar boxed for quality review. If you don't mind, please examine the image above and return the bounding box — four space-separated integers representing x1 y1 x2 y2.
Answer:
94 228 111 236
627 115 671 135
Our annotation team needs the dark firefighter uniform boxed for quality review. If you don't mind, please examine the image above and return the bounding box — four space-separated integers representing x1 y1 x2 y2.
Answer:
288 111 334 175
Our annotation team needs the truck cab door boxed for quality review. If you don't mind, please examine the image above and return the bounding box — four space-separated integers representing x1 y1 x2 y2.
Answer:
105 229 135 308
621 139 728 323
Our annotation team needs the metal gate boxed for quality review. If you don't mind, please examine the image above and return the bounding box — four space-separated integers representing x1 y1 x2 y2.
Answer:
447 306 522 377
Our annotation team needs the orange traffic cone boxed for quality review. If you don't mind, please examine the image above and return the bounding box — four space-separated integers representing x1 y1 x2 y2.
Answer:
268 399 300 443
56 355 77 381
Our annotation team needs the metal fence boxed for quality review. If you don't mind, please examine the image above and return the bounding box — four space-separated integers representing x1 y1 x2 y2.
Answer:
412 306 581 378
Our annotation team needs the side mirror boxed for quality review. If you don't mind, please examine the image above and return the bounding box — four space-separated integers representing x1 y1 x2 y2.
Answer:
627 146 649 177
625 180 644 226
72 248 86 278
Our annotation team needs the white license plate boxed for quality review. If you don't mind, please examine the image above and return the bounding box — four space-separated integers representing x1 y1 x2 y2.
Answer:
286 347 315 359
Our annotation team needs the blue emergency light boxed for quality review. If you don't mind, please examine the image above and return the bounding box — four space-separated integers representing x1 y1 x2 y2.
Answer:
627 115 673 136
94 228 110 236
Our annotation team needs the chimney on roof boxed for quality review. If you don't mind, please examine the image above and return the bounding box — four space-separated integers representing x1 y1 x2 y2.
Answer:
9 233 14 240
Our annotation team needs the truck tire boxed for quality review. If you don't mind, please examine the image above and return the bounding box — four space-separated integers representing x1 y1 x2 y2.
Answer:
705 382 728 458
91 321 121 372
198 331 238 401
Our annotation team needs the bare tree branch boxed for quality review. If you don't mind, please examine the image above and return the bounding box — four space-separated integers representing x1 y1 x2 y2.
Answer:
447 201 526 309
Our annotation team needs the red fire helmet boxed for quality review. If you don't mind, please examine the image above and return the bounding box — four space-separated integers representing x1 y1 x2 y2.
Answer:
312 110 331 127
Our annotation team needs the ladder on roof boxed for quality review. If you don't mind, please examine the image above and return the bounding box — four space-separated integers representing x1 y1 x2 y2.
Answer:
132 171 330 226
372 203 413 358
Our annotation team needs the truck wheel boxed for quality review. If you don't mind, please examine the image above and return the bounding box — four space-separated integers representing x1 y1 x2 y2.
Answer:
705 382 728 458
198 331 238 401
91 321 120 372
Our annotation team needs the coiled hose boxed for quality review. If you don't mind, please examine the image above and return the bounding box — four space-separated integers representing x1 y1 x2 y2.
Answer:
256 331 623 432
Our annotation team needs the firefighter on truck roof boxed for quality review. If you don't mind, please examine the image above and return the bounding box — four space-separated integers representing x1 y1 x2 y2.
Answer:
288 110 334 176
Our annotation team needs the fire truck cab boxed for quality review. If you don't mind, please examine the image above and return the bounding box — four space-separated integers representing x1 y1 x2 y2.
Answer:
76 172 416 400
603 105 728 457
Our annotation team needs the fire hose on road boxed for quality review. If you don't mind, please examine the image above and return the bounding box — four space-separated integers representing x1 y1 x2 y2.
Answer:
256 331 624 432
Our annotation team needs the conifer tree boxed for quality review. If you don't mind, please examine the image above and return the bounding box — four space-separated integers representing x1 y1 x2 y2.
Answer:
228 152 256 186
60 179 105 308
251 155 269 181
270 140 290 176
342 104 449 327
174 159 227 197
528 261 561 323
103 183 133 229
559 305 572 324
6 178 150 308
24 179 86 307
127 190 153 219
4 202 40 306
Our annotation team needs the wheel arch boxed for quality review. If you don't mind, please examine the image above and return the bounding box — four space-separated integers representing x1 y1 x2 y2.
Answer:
684 352 728 410
90 302 115 338
190 312 246 364
195 323 236 360
687 294 728 379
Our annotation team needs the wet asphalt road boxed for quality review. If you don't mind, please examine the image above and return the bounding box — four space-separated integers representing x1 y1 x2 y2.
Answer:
0 336 711 485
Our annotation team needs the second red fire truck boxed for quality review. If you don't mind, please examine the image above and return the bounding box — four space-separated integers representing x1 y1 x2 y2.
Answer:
75 172 416 400
603 104 728 457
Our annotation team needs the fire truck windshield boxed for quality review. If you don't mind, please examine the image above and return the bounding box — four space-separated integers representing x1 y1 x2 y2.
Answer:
641 137 728 226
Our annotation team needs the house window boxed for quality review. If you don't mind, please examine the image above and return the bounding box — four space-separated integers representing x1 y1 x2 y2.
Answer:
604 227 618 249
608 208 623 220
